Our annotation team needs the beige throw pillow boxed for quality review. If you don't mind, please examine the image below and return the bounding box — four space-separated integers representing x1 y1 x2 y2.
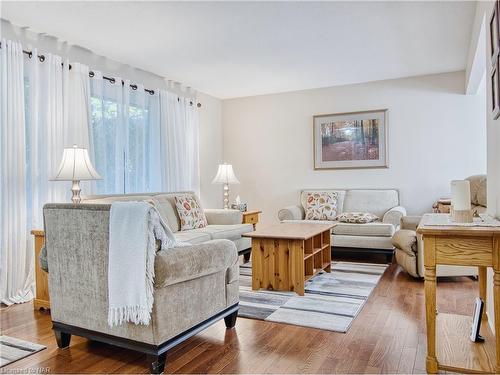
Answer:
174 194 208 230
336 212 379 224
305 192 339 221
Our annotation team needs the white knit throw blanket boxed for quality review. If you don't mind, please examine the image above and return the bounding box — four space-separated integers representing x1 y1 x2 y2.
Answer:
108 201 176 327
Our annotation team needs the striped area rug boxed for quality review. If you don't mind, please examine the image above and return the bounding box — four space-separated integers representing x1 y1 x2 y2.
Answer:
0 335 46 367
238 261 388 333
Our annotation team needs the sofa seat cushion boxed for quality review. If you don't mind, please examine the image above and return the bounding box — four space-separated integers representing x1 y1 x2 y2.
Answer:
174 230 211 244
332 222 394 237
199 224 254 241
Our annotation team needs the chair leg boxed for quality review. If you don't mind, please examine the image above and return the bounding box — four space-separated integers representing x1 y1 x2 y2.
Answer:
54 329 71 348
386 252 393 264
224 310 238 329
243 252 251 263
147 353 167 374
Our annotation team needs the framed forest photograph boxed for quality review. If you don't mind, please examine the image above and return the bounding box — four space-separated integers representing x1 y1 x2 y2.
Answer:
313 109 388 170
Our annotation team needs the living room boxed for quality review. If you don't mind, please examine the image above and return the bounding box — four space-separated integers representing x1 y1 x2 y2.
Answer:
1 1 500 374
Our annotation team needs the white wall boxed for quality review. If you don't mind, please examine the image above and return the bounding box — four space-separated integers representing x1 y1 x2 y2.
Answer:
222 71 487 226
470 0 500 332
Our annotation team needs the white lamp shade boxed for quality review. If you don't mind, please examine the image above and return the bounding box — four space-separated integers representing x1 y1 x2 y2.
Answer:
212 163 240 184
451 180 471 211
52 145 102 181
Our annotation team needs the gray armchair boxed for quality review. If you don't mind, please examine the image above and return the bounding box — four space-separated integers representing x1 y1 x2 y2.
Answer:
43 203 239 374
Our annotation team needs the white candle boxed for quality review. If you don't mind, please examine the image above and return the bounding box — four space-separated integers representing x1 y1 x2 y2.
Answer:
451 180 471 211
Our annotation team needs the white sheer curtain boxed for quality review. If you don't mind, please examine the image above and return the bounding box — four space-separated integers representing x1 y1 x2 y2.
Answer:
159 90 200 193
0 39 33 305
1 40 93 305
27 53 93 230
90 76 199 195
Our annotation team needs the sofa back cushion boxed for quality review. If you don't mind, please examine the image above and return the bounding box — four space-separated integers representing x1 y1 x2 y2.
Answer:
342 189 399 218
82 191 202 233
152 194 182 232
301 190 346 214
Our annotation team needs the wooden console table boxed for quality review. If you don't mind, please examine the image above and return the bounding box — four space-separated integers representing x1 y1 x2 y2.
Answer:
31 229 50 310
417 214 500 374
243 223 333 296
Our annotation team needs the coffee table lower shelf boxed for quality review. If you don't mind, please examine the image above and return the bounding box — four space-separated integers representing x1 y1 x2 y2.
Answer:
244 223 333 296
436 313 496 374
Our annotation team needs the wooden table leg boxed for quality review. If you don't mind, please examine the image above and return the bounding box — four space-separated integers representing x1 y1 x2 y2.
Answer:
425 265 438 374
494 236 500 373
478 266 488 321
251 240 262 291
494 268 500 373
424 235 438 374
289 240 305 296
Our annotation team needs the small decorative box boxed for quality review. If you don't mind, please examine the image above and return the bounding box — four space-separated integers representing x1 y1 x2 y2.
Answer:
231 203 247 212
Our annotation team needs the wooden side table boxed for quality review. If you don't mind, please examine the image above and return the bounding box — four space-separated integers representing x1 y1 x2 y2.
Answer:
31 230 50 310
242 210 261 230
417 214 500 374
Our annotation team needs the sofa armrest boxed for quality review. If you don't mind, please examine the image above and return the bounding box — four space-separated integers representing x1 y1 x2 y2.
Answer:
278 205 305 221
382 206 407 227
204 209 243 225
154 239 238 288
401 215 421 231
392 229 417 256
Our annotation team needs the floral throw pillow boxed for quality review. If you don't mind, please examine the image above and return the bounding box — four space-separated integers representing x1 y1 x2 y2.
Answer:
336 212 379 224
305 192 339 221
174 194 208 231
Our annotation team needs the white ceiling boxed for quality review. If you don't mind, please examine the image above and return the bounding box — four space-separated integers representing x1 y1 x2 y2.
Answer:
1 1 475 99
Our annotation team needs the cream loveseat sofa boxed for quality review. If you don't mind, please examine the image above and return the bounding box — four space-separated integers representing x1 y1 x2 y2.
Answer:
81 191 252 254
43 203 240 374
278 189 406 259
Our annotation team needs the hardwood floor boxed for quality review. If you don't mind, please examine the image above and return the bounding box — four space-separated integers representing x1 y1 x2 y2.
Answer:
1 260 479 374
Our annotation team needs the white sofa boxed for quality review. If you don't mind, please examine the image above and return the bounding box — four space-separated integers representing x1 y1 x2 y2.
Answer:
278 189 406 257
81 191 252 252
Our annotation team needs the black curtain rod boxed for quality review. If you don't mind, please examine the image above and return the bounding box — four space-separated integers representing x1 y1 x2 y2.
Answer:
0 43 200 106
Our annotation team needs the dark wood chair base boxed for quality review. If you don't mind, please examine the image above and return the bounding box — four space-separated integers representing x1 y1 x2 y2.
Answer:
224 310 238 328
147 353 167 374
239 248 251 263
52 303 238 374
54 330 71 348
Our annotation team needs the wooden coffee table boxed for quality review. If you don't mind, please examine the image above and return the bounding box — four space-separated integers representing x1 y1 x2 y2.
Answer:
242 222 334 295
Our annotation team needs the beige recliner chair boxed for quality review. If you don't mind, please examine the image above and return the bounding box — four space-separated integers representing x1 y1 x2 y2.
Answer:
393 175 486 278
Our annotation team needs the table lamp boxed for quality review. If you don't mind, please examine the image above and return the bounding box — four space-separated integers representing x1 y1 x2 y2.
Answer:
450 180 473 223
212 163 240 209
52 145 102 204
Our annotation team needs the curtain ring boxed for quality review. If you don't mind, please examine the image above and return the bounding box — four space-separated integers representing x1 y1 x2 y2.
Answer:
28 51 32 59
110 78 116 84
131 84 138 91
38 55 45 62
89 71 95 78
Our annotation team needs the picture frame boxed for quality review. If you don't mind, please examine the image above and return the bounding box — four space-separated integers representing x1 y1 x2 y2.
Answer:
313 109 388 170
491 62 500 120
470 297 485 343
490 3 499 61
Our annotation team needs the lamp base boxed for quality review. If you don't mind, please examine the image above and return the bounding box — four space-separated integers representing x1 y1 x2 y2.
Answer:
223 183 229 209
450 207 473 223
71 180 82 204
